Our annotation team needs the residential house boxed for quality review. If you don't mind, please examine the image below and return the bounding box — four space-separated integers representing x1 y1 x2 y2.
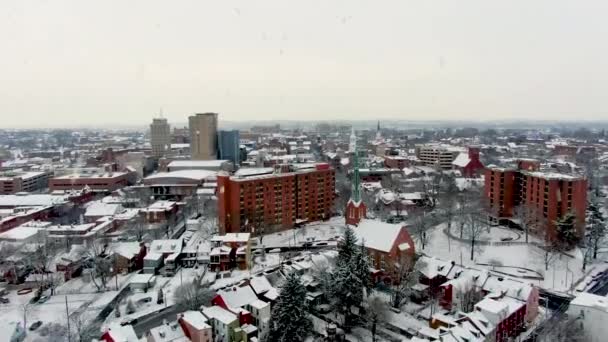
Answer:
202 306 246 342
209 233 251 271
352 219 416 284
146 320 187 342
178 311 213 342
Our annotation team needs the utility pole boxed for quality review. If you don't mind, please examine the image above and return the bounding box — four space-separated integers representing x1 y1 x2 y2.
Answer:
65 296 71 342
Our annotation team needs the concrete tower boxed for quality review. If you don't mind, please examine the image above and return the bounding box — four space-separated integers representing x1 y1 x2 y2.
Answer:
189 113 218 160
150 118 170 157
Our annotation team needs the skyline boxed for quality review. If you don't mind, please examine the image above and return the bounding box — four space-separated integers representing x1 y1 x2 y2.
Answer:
3 0 608 128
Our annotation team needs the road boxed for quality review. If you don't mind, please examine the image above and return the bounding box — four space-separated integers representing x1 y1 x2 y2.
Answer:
132 305 181 337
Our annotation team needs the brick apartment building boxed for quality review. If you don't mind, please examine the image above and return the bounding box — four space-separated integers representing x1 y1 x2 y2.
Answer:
0 170 53 194
485 160 587 241
49 171 134 192
217 163 335 234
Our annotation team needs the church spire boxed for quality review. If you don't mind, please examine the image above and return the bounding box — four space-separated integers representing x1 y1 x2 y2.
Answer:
352 144 361 203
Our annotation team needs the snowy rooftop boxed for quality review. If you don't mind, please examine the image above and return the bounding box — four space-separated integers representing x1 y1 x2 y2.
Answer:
570 292 608 312
145 170 217 182
0 226 41 241
180 310 211 330
85 201 123 217
249 275 274 295
234 167 274 177
452 153 471 167
202 305 238 324
217 286 259 308
53 171 127 179
167 160 228 168
150 239 183 254
352 219 406 253
0 194 68 207
103 323 139 342
211 233 251 243
148 321 186 341
109 242 141 259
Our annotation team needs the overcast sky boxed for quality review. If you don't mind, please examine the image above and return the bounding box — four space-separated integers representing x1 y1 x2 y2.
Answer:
1 1 608 128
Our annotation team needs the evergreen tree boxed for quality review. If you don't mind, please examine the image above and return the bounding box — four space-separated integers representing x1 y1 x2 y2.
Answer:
556 212 579 249
352 243 373 296
587 200 606 259
267 273 313 342
337 226 358 268
331 258 364 330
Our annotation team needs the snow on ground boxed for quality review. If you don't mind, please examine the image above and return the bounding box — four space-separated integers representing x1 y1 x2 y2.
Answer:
0 289 108 341
424 223 608 293
261 217 345 248
56 273 132 294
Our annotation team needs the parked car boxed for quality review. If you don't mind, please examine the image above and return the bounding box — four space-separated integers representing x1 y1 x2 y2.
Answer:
29 321 43 331
37 295 50 304
0 297 9 304
120 318 138 326
137 297 152 305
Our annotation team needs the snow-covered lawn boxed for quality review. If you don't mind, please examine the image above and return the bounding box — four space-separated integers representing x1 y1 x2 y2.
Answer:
424 223 608 293
260 217 346 248
0 289 110 341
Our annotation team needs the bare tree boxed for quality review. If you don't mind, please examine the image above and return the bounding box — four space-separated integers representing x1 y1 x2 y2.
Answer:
463 206 486 261
409 210 430 250
438 174 459 231
70 311 98 342
174 280 215 311
535 313 590 342
457 281 484 313
82 239 112 291
364 295 389 342
513 204 534 243
390 256 425 309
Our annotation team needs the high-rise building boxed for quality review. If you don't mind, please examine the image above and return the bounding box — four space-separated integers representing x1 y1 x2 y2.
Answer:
217 163 335 235
150 118 170 157
189 113 218 160
485 160 587 241
217 130 240 166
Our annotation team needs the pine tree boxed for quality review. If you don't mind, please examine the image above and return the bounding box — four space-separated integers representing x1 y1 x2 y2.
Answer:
337 226 358 268
157 287 164 305
587 200 606 259
332 258 364 330
267 273 313 342
556 212 579 249
353 243 373 296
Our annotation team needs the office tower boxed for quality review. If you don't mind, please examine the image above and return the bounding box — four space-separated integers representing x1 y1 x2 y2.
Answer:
217 130 240 166
150 118 170 157
189 113 218 160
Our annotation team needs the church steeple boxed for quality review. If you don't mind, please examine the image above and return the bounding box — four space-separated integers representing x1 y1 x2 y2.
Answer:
352 144 361 203
345 135 366 226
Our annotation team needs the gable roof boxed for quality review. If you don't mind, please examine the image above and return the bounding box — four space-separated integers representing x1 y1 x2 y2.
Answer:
353 219 406 253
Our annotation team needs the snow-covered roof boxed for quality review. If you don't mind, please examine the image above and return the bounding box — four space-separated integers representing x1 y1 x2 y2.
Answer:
234 167 274 177
475 297 509 316
147 321 186 341
211 233 251 244
104 323 139 342
180 310 210 330
202 305 238 324
150 239 183 254
109 242 141 259
249 275 274 295
168 160 227 168
0 194 68 207
145 170 217 182
570 292 608 312
85 201 123 217
452 153 471 167
352 219 406 253
217 286 259 308
0 226 41 241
